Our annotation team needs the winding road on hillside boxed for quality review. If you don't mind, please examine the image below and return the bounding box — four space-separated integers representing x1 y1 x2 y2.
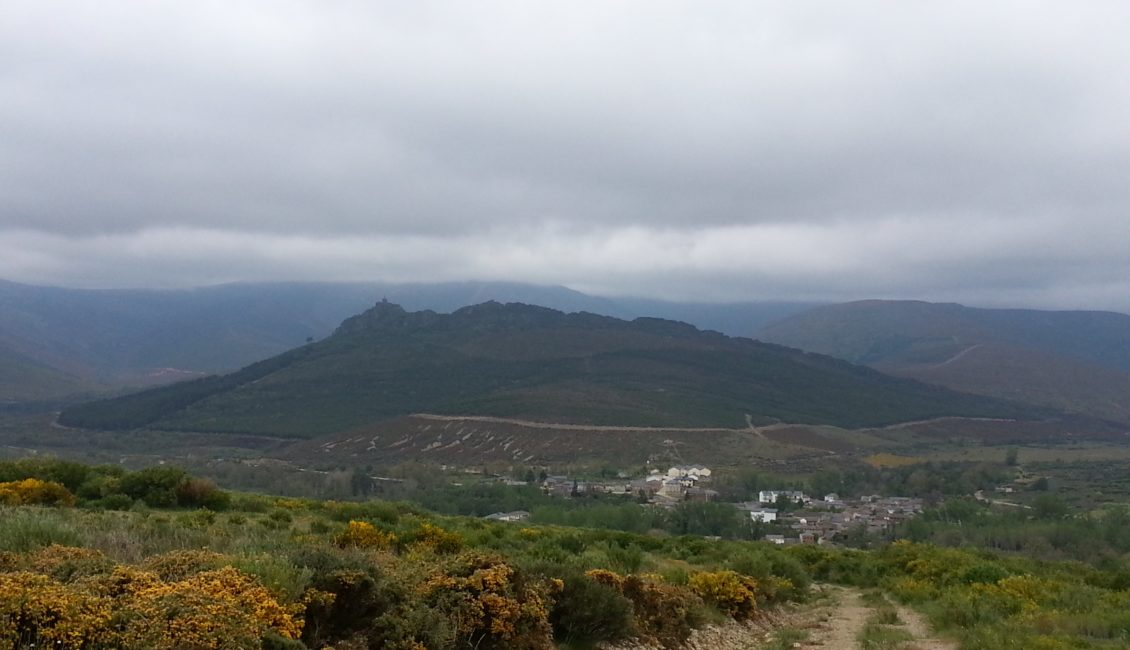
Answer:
411 413 745 433
925 343 985 370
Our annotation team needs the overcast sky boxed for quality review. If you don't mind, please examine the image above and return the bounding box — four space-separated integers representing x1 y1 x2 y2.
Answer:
3 2 1130 309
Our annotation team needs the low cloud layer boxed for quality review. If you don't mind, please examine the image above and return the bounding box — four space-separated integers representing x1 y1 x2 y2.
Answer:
3 2 1130 310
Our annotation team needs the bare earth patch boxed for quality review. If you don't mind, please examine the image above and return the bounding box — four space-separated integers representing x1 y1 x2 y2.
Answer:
801 585 872 648
798 586 957 650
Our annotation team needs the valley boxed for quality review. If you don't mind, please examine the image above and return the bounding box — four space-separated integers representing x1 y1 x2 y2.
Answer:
4 292 1130 649
2 292 1127 500
758 300 1130 425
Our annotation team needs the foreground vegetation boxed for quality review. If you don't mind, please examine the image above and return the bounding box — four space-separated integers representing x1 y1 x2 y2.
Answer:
0 460 807 649
794 542 1130 649
3 458 1130 649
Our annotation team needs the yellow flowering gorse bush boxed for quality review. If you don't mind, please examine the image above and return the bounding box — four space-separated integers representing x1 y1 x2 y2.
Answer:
688 570 759 619
413 522 465 554
336 519 398 550
0 478 76 506
0 546 304 649
423 553 554 649
585 568 704 647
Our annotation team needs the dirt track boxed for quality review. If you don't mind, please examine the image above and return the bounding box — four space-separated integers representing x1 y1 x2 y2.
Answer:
797 586 957 650
602 585 957 650
411 412 745 433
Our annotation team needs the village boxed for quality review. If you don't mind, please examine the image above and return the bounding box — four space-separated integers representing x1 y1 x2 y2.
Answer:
484 463 925 545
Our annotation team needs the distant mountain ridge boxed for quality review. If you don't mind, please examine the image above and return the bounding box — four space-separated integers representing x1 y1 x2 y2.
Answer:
757 300 1130 424
58 300 1046 437
0 279 815 402
0 342 96 402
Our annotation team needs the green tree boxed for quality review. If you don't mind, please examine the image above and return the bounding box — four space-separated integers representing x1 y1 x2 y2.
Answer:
1005 448 1019 466
350 468 373 497
1033 494 1069 519
119 466 189 507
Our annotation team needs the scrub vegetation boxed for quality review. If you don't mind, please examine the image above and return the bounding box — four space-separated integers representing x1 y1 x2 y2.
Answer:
3 458 1130 649
0 459 809 649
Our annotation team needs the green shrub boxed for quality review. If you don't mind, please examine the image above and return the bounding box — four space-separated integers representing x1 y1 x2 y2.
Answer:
260 518 290 531
787 545 881 587
302 569 400 647
605 542 645 574
548 567 635 645
325 500 402 525
268 509 294 524
961 562 1011 585
92 494 134 511
766 552 810 599
232 554 313 602
177 509 216 528
727 550 772 580
175 478 231 510
587 569 704 648
119 466 188 507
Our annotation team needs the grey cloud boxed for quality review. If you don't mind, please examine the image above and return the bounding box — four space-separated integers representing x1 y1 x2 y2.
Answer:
2 1 1130 309
4 216 1130 312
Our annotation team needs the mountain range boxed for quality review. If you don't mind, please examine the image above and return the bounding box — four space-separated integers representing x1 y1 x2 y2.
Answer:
0 279 814 402
9 278 1130 440
756 300 1130 424
58 300 1044 438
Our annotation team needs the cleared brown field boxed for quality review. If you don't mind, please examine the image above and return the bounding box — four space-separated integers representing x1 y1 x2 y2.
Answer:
281 413 838 468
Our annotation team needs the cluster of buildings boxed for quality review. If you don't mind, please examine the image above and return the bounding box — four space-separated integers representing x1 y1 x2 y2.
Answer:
633 465 718 503
737 491 924 545
537 465 719 504
489 465 926 547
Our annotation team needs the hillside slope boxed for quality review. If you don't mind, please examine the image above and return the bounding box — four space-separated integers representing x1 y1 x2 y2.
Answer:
757 300 1130 423
0 279 813 401
59 301 1050 438
0 280 382 378
0 341 99 402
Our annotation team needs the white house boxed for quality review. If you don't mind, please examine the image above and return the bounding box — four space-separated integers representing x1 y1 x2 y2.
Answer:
759 490 806 504
666 465 712 480
483 511 530 522
748 508 778 523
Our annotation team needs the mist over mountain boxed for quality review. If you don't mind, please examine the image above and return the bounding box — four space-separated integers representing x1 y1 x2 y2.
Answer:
0 279 815 402
757 300 1130 424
